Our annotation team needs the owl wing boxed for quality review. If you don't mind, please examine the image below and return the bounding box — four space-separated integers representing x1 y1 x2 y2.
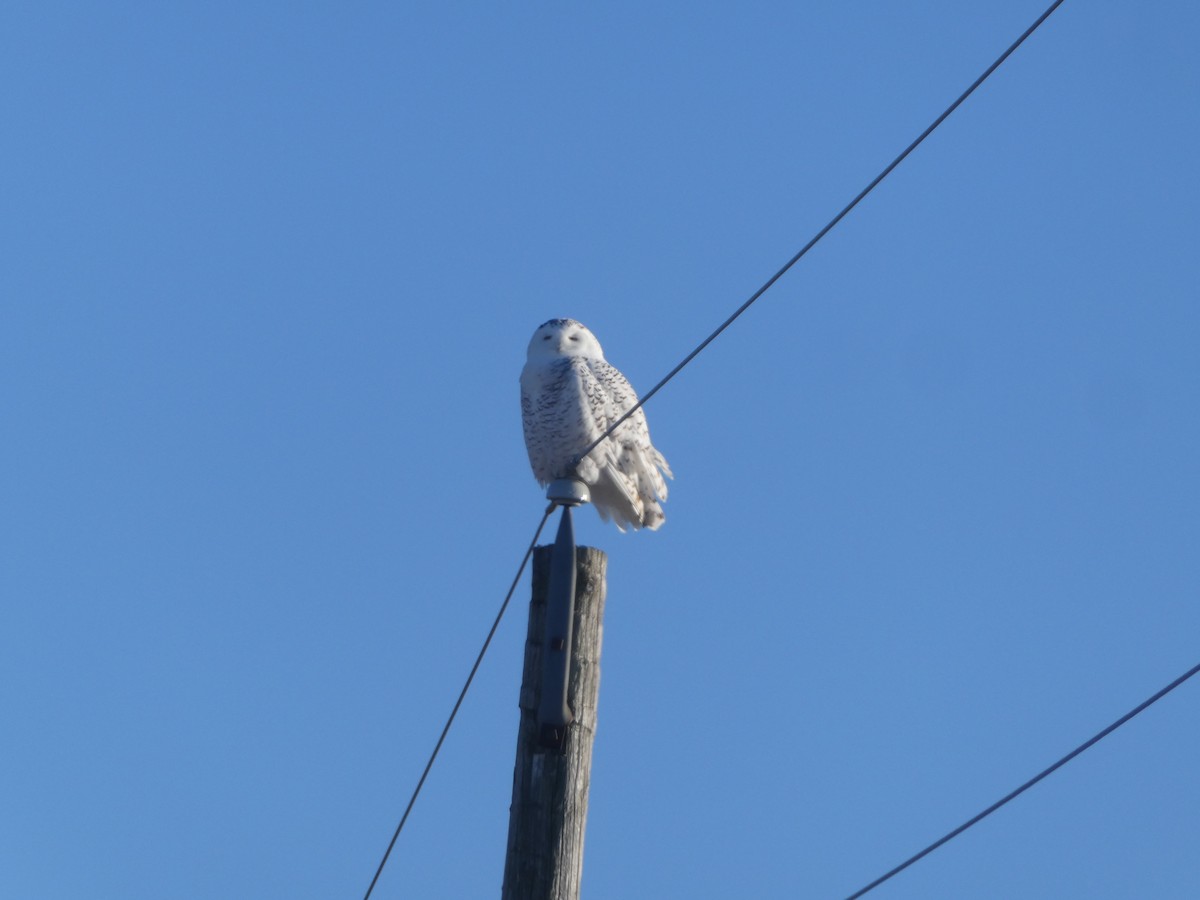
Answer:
578 358 672 531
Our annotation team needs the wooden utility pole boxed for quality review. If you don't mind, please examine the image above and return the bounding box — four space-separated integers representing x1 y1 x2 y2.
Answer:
502 543 607 900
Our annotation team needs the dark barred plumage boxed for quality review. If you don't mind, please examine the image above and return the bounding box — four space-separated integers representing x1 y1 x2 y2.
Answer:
520 319 672 532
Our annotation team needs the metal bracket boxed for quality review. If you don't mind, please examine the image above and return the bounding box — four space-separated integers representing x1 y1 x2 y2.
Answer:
536 479 589 753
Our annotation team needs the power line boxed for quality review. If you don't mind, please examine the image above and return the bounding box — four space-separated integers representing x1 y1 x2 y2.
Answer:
578 0 1066 464
366 0 1070 892
362 504 555 900
844 659 1200 899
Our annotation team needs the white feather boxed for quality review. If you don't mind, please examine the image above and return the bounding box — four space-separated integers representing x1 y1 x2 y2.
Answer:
520 319 672 532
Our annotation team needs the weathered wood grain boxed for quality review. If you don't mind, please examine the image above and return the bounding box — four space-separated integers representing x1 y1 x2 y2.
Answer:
502 545 607 900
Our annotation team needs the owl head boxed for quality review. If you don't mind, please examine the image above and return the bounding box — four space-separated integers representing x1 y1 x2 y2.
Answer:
526 318 605 360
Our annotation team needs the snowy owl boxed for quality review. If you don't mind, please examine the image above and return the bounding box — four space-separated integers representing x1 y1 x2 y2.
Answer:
520 318 672 532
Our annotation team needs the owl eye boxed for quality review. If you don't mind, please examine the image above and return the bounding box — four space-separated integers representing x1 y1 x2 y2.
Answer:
542 335 552 340
569 335 580 341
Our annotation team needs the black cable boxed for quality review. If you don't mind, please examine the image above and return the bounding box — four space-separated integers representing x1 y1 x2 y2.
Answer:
362 504 556 900
365 1 1070 892
577 0 1066 464
845 659 1200 899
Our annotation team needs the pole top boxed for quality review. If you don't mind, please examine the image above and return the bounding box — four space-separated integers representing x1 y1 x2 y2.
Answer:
546 478 590 507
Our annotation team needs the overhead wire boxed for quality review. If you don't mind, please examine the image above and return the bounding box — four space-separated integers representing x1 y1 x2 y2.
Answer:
362 504 556 900
844 659 1200 898
578 0 1066 463
370 0 1073 893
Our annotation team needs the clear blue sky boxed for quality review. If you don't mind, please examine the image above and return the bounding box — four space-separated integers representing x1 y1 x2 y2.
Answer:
3 3 1198 898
